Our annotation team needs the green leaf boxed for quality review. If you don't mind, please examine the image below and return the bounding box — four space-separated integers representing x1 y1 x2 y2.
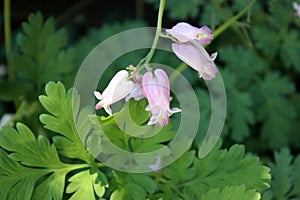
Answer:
280 30 300 72
11 12 75 96
269 148 293 199
0 80 34 101
162 151 195 185
93 98 175 170
222 70 255 142
291 155 300 197
110 171 156 200
39 81 92 162
251 25 278 57
253 72 296 149
194 144 270 190
219 45 264 85
158 143 270 199
38 81 108 194
268 0 294 28
0 148 46 200
128 99 151 125
164 0 200 20
0 123 64 168
263 148 300 199
0 123 72 200
201 185 261 200
66 170 106 200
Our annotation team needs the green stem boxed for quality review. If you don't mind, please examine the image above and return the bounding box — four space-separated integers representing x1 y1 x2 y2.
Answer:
4 0 14 81
144 0 165 65
128 0 165 79
169 62 187 84
213 0 255 39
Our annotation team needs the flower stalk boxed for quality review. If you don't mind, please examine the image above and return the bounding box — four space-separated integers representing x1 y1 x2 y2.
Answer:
4 0 15 81
143 0 165 66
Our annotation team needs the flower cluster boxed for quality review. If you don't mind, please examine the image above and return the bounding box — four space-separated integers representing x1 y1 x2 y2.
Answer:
94 68 181 127
166 22 218 80
94 22 217 127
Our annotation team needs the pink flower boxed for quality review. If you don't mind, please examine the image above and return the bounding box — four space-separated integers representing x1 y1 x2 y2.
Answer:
125 73 144 101
166 22 218 80
172 41 218 80
293 2 300 17
166 22 213 45
142 69 181 127
94 70 134 115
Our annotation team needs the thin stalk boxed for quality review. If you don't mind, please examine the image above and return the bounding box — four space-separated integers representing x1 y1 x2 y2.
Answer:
144 0 165 65
4 0 14 81
169 62 187 84
213 0 255 39
129 0 166 79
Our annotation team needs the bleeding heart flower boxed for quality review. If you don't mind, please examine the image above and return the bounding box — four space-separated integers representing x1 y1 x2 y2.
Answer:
166 22 213 45
142 69 181 127
125 73 144 101
172 41 218 80
94 70 134 115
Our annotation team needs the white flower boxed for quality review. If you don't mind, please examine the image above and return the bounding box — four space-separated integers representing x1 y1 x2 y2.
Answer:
94 70 134 115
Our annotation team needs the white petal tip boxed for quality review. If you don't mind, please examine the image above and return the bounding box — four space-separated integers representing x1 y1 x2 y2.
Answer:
94 91 102 100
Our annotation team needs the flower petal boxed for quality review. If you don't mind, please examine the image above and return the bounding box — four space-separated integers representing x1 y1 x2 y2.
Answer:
172 41 218 80
142 69 181 126
166 22 213 44
94 91 103 100
166 22 201 42
94 70 134 115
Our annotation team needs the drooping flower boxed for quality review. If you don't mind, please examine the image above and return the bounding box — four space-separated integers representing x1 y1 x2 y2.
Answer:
166 22 218 80
94 70 134 115
125 73 144 101
166 22 213 45
172 41 218 80
293 2 300 17
142 69 181 127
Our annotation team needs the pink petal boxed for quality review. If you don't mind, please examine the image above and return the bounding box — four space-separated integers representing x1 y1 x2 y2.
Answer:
166 22 213 44
172 42 218 80
142 69 180 126
166 22 201 42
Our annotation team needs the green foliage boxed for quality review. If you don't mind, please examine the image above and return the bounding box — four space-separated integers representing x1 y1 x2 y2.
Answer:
202 185 260 200
39 81 91 162
4 12 75 102
262 148 300 200
111 171 156 200
0 82 107 200
221 69 255 142
156 143 270 200
0 81 271 199
254 73 296 149
0 123 81 200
